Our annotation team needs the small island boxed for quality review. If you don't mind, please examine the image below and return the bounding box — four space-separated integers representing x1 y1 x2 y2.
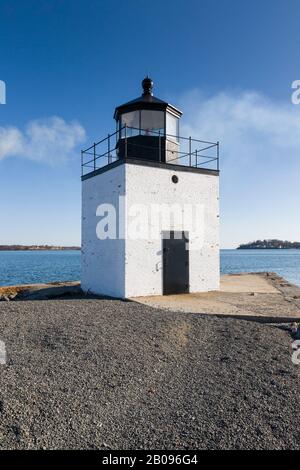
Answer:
237 239 300 249
0 245 80 251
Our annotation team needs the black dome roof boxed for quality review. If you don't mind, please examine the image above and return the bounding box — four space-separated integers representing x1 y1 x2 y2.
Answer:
114 78 182 120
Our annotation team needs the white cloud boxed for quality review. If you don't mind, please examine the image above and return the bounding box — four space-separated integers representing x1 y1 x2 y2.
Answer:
0 116 86 164
180 89 300 168
179 89 300 247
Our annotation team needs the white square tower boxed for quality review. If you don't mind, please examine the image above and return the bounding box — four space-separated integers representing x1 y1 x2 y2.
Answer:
81 78 219 298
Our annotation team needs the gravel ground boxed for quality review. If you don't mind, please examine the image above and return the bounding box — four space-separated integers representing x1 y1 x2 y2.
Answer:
0 297 299 450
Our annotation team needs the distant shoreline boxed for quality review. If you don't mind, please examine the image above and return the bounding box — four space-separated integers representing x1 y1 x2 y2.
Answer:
0 245 80 251
237 240 300 250
237 247 300 250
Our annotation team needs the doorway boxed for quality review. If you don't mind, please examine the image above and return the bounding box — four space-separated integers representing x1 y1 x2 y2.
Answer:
162 231 189 295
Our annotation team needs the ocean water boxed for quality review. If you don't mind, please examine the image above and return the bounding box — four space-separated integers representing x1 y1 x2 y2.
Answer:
221 249 300 286
0 250 81 287
0 249 299 287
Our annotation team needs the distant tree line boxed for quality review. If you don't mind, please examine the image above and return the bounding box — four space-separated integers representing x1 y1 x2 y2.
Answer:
237 239 300 249
0 245 80 251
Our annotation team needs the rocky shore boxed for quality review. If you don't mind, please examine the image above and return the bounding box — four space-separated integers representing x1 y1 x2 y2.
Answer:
0 245 80 251
0 281 81 302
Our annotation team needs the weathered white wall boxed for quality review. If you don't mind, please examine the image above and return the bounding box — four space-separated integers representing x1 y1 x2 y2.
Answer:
81 161 219 298
124 164 219 297
81 164 126 298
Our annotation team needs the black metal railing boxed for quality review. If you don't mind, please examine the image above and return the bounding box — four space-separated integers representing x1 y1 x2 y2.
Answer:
81 125 219 177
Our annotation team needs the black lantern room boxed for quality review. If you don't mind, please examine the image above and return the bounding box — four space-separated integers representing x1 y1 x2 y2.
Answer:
114 77 182 163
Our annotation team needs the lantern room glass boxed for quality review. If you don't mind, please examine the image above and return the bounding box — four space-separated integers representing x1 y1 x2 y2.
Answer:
120 111 140 137
140 110 164 135
166 112 179 141
119 109 165 137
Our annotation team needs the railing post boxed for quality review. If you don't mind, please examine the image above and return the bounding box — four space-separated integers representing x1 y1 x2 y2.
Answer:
81 150 83 177
158 130 161 162
217 141 219 171
125 124 127 159
93 143 96 171
189 136 192 167
195 149 198 168
108 133 110 164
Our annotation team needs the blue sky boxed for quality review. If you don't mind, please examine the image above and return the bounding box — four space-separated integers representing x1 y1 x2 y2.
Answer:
0 0 299 247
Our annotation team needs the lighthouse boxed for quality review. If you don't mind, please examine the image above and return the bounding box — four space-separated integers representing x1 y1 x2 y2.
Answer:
81 78 220 298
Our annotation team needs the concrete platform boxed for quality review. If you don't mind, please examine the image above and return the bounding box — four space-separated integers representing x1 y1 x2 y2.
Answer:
220 273 279 293
133 273 300 322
